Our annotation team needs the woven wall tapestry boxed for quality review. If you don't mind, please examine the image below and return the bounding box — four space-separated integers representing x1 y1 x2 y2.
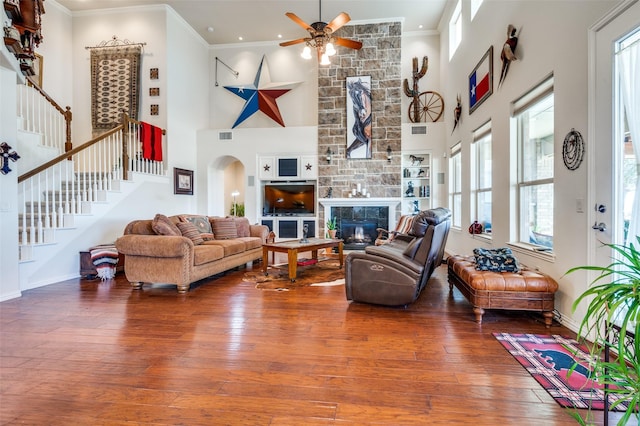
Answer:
90 45 141 133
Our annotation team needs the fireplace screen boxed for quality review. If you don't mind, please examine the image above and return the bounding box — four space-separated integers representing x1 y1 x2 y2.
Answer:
341 219 377 250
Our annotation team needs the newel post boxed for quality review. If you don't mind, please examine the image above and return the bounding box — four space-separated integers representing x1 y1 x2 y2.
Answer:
64 106 72 154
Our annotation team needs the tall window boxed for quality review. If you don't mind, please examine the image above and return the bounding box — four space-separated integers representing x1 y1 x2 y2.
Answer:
449 143 462 228
617 30 640 245
470 0 484 20
514 76 554 248
449 0 462 60
473 121 492 235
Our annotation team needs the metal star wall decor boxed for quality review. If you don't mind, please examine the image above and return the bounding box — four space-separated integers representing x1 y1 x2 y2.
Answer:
224 55 301 129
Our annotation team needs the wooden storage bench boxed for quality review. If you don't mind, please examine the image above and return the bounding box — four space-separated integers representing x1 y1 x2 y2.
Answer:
447 255 559 328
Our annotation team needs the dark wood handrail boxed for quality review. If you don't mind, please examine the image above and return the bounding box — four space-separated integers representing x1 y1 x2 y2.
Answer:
18 125 122 183
25 75 73 152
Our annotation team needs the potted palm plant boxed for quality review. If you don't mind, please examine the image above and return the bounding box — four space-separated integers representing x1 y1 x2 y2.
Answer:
566 236 640 425
326 217 337 239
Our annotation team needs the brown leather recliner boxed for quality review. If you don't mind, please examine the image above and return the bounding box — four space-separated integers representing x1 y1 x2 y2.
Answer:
345 207 452 306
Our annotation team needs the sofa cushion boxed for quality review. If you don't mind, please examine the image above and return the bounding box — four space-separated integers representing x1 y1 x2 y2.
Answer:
202 239 245 256
176 222 204 245
212 217 238 240
179 215 215 240
193 245 225 266
152 214 181 236
233 217 251 237
236 236 262 251
473 247 520 273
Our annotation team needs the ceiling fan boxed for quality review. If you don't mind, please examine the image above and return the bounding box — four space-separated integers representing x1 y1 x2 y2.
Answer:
279 1 362 65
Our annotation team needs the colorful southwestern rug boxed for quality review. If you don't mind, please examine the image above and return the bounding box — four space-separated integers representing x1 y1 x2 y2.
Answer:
493 333 630 411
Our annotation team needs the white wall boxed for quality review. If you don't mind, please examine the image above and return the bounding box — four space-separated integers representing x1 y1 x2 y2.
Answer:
438 0 618 330
0 64 21 301
70 5 169 143
402 31 448 209
210 43 318 129
197 126 317 222
38 0 74 109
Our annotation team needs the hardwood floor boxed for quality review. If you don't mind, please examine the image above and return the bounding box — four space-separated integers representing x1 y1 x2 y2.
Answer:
0 261 607 425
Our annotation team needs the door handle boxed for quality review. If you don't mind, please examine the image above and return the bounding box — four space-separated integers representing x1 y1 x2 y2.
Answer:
592 222 607 232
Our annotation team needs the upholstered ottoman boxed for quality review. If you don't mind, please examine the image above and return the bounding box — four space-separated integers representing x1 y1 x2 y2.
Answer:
447 255 559 328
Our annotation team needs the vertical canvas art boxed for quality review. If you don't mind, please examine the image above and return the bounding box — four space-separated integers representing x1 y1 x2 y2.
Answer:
346 76 372 159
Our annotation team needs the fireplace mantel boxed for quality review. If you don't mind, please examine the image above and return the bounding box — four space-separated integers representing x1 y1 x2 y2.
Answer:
319 198 401 230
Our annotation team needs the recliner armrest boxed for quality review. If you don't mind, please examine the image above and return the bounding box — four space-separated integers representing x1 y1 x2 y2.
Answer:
359 245 424 274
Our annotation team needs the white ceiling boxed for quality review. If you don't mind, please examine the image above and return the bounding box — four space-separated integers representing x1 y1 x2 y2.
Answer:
54 0 448 45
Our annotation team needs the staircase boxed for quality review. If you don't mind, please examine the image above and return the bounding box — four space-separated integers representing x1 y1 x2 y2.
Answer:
16 80 167 288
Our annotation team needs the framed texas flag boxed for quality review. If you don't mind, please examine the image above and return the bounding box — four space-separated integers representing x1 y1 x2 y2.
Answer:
469 46 493 114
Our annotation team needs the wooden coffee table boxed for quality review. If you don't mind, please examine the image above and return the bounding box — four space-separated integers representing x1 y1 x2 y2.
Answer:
262 238 344 282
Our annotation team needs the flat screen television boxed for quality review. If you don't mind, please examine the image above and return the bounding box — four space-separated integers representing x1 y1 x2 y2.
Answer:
263 181 316 216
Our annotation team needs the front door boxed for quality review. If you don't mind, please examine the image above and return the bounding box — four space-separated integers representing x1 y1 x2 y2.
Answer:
591 1 640 269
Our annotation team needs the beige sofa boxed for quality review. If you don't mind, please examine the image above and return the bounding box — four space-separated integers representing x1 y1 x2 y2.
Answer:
115 214 269 293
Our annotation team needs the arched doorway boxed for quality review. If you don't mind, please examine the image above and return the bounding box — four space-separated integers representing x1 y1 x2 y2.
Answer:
206 155 245 218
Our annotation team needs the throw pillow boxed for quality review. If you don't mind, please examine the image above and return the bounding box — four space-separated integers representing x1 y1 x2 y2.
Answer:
176 222 204 245
473 247 520 273
212 217 238 240
180 215 215 240
152 213 181 236
233 217 251 237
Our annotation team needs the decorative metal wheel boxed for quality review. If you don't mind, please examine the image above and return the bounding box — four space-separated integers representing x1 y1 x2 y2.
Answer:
562 128 585 170
408 91 444 123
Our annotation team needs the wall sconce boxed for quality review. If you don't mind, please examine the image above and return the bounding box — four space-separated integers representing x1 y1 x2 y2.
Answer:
386 145 392 163
326 147 333 164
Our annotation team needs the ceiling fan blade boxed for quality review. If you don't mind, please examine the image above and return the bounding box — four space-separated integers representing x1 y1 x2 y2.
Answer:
279 38 308 47
285 12 313 31
325 12 351 33
333 37 363 50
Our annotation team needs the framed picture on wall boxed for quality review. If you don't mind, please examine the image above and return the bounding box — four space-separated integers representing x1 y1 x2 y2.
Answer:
469 46 493 114
174 168 193 195
346 76 372 159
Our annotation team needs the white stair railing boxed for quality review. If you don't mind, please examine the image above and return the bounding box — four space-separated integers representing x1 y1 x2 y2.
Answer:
17 77 72 155
17 114 166 252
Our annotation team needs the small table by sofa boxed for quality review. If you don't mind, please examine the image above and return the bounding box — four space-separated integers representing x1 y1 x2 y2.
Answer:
262 238 344 282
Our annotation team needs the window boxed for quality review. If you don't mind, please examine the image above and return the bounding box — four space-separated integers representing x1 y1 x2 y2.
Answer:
514 76 554 248
470 0 484 20
449 143 462 228
449 0 462 60
473 121 492 235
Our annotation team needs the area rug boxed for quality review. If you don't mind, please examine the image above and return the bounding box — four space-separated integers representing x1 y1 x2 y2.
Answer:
243 259 345 291
494 333 630 411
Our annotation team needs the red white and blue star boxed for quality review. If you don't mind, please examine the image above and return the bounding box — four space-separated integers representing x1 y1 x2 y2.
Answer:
224 55 300 128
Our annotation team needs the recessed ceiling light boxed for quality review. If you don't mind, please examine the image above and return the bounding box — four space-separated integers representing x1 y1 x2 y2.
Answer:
418 24 423 29
277 34 282 39
238 36 243 41
207 26 214 32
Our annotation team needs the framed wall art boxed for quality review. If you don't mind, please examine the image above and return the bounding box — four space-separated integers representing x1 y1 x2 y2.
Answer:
346 76 372 159
469 46 493 114
174 168 193 195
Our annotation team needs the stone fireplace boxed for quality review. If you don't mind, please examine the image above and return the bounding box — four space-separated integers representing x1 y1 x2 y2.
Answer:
319 198 401 250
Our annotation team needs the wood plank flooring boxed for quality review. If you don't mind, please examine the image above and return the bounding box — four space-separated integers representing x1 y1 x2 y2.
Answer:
0 261 610 425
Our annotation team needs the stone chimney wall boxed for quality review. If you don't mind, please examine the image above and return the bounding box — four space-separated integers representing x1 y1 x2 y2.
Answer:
317 21 402 202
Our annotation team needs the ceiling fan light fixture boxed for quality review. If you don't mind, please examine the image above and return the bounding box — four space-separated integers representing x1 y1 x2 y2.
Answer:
320 53 331 65
301 46 312 59
325 42 336 56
